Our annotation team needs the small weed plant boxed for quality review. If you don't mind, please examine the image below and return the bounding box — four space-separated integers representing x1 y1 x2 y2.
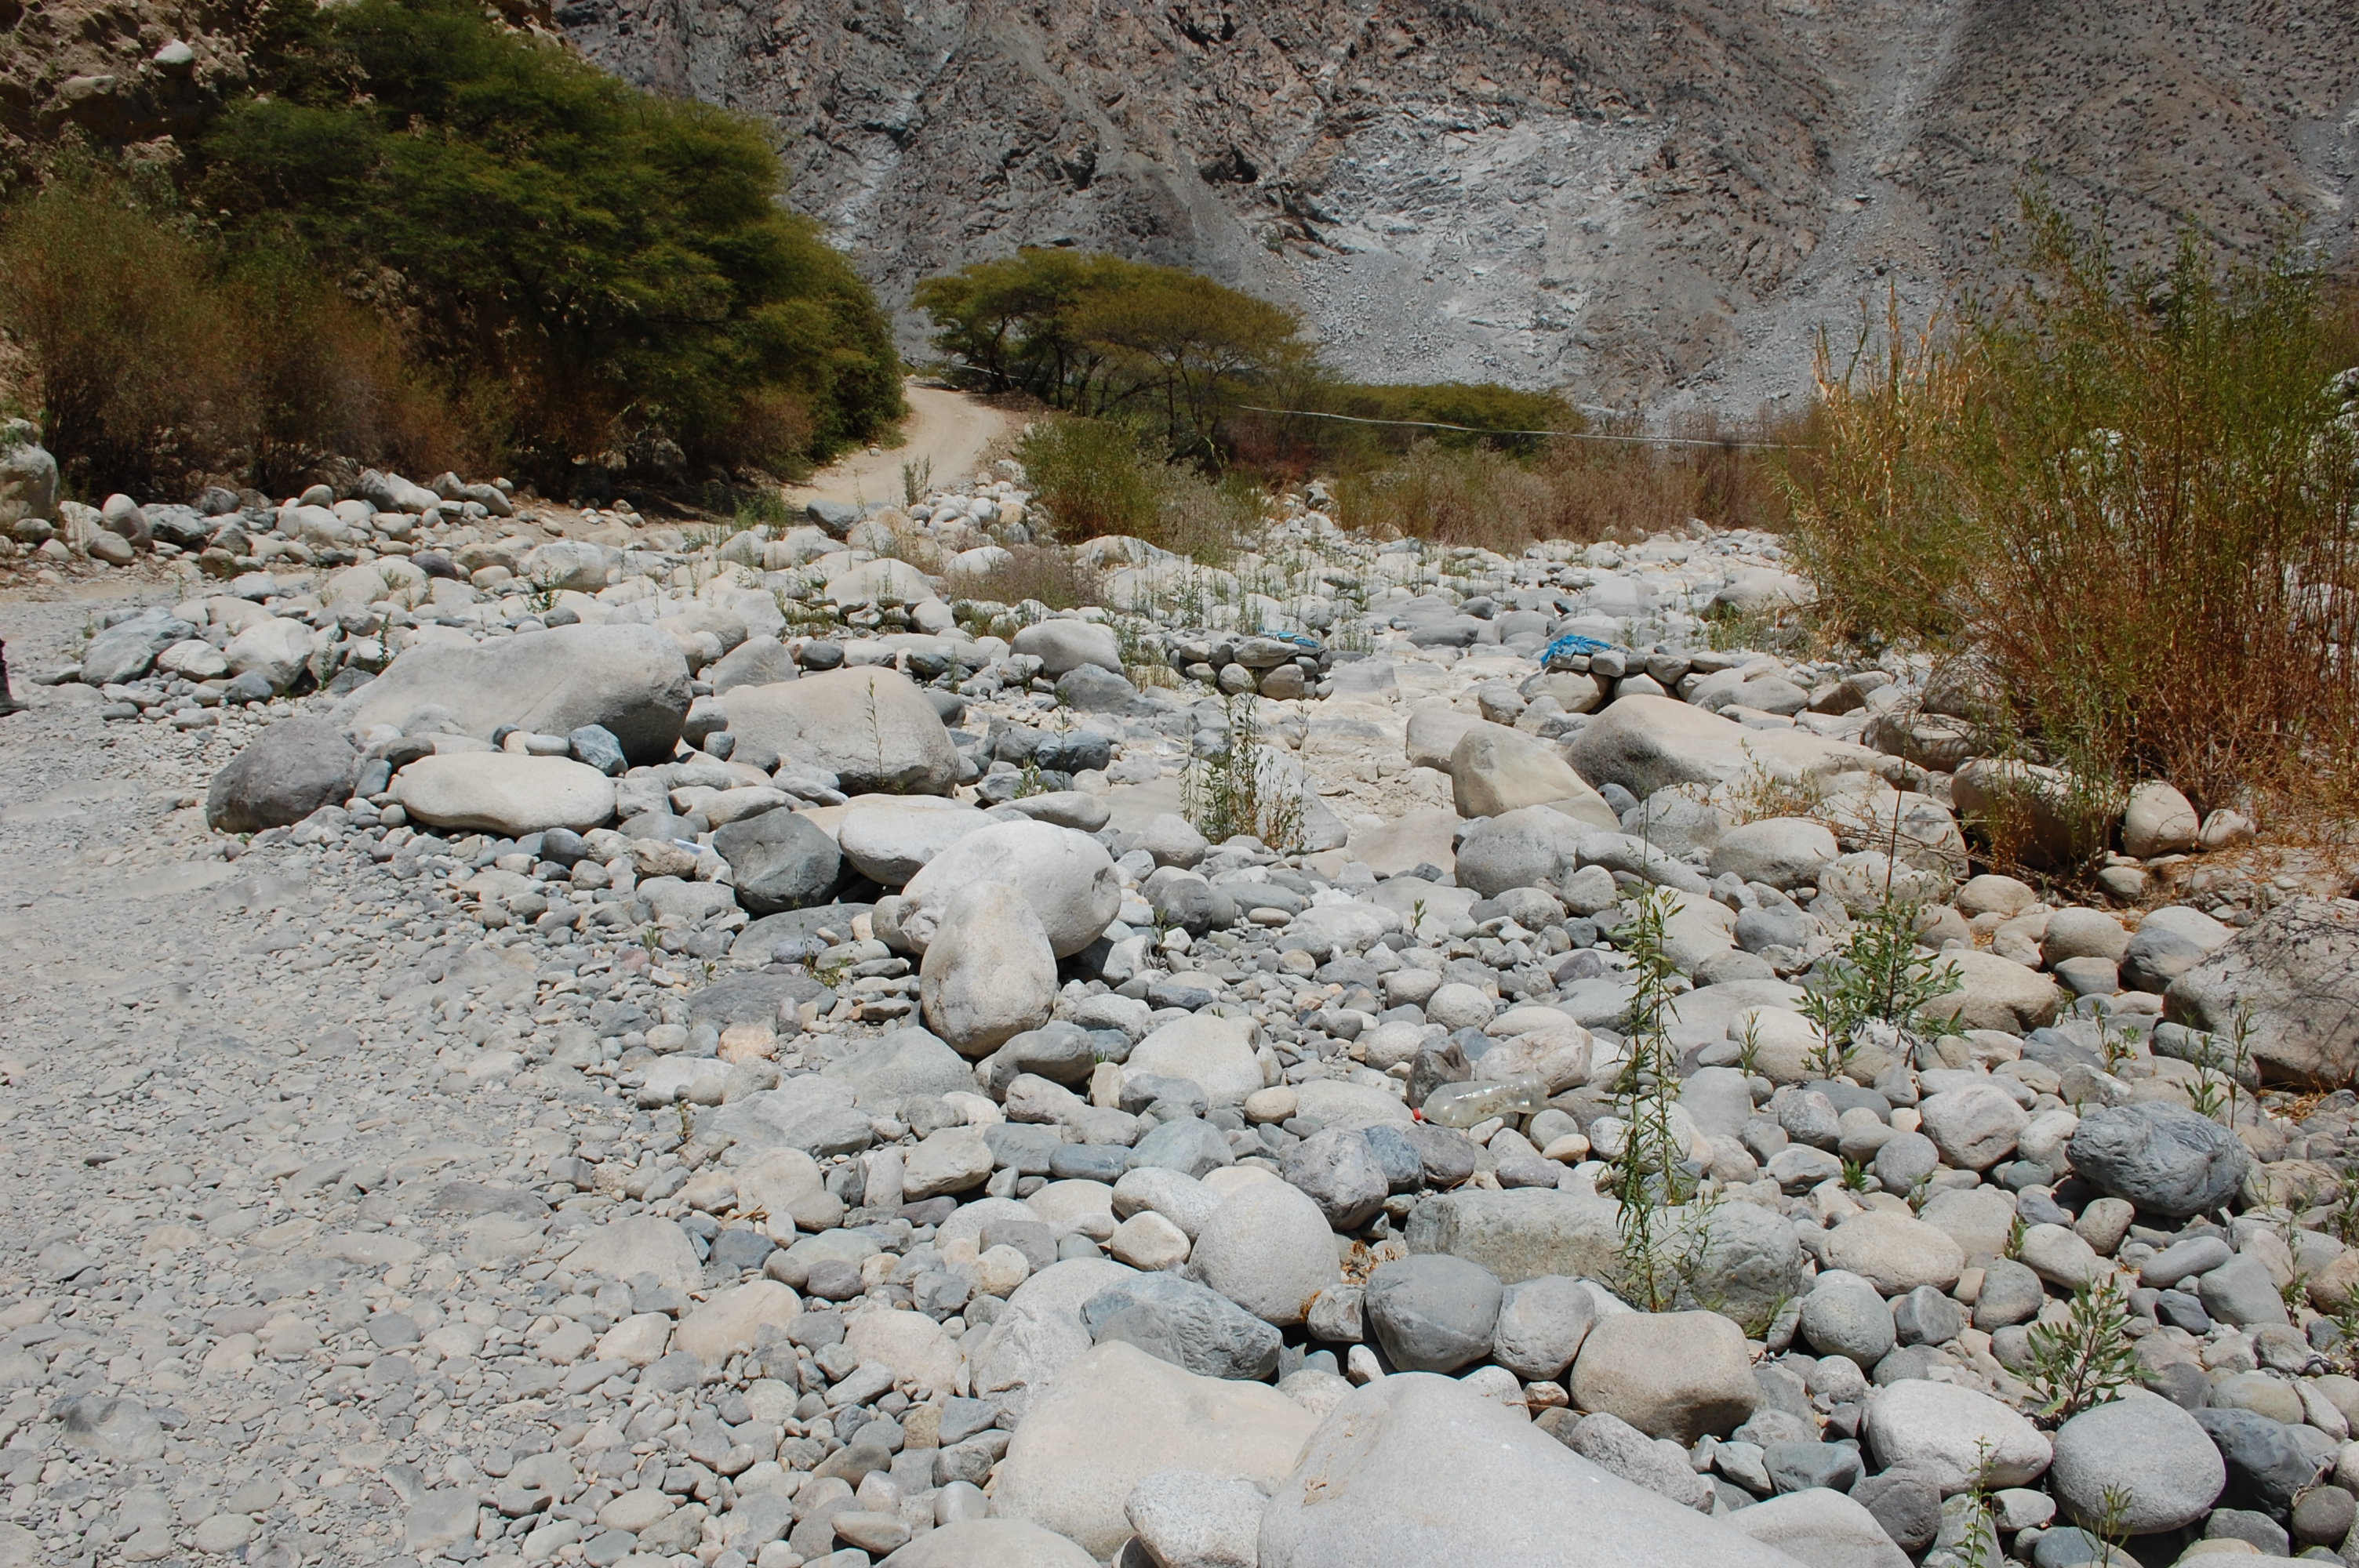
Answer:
2025 1276 2140 1425
901 455 933 506
1609 884 1714 1312
2187 1004 2259 1126
1181 695 1305 851
1936 1439 2004 1568
1801 895 1962 1069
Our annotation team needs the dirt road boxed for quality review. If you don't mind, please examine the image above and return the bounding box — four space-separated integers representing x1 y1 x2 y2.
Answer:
783 383 1015 510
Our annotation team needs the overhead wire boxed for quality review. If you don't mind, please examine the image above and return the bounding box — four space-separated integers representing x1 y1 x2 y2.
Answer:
1230 405 1796 450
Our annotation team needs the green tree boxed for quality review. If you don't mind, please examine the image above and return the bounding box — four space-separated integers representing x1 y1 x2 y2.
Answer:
1071 270 1302 461
912 249 1138 408
915 248 1299 459
195 0 900 478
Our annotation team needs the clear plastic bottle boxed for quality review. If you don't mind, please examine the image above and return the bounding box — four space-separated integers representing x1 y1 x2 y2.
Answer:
1419 1074 1549 1129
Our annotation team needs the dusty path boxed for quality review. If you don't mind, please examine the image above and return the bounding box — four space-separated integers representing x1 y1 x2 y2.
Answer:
0 584 702 1568
783 384 1014 512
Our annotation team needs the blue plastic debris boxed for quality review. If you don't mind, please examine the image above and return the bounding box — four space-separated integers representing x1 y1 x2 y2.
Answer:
1543 632 1616 667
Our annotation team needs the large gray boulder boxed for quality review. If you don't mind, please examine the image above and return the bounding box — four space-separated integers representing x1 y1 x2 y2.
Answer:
1364 1255 1503 1373
1569 695 1879 798
708 1078 874 1158
1920 951 2063 1035
82 608 197 685
703 633 798 694
1448 722 1616 823
1190 1180 1340 1327
965 1257 1134 1422
1670 1199 1812 1330
2047 1393 2224 1534
1709 818 1840 890
1256 1373 1804 1568
2121 904 2235 993
820 1027 973 1109
1079 1271 1282 1381
1570 1311 1761 1443
1862 1380 2050 1494
1011 620 1121 677
2165 898 2359 1084
711 808 839 914
1452 806 1590 898
1490 1275 1598 1380
225 615 318 695
391 754 616 836
723 667 958 795
358 468 442 514
990 1341 1315 1560
837 797 992 884
881 1519 1095 1568
1278 1127 1388 1230
518 540 619 593
2067 1102 2251 1218
918 880 1057 1055
339 624 691 765
205 717 359 833
1125 1472 1268 1568
1721 1488 1912 1568
1405 1188 1623 1284
900 819 1120 958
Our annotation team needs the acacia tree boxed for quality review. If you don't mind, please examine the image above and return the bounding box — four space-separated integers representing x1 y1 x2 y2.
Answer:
1075 271 1302 463
915 249 1300 459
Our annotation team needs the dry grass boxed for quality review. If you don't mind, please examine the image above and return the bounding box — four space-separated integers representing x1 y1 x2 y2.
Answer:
0 173 466 497
1332 408 1803 551
961 543 1107 610
1790 205 2359 822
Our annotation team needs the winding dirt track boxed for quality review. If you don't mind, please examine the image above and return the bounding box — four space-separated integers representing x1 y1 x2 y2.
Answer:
783 383 1015 510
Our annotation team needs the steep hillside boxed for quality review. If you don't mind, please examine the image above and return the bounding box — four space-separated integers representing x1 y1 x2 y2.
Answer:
558 0 2359 412
6 0 2351 412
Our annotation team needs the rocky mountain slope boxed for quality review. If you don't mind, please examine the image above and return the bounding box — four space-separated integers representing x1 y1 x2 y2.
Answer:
558 0 2359 412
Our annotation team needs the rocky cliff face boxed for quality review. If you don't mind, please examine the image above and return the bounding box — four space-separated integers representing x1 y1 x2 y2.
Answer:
6 0 2350 412
558 0 2359 412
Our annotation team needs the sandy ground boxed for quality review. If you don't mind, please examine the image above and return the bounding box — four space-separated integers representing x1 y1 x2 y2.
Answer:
783 383 1015 510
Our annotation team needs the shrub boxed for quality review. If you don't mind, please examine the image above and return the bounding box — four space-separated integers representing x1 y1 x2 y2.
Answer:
1328 404 1803 550
1181 695 1306 851
1147 466 1266 569
0 172 467 497
0 176 246 495
1790 200 2359 811
1336 441 1560 547
1015 416 1167 540
1232 378 1580 471
2024 1276 2140 1424
197 0 900 481
227 243 465 492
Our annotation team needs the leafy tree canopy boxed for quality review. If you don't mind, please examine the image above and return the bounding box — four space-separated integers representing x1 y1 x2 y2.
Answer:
193 0 899 478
